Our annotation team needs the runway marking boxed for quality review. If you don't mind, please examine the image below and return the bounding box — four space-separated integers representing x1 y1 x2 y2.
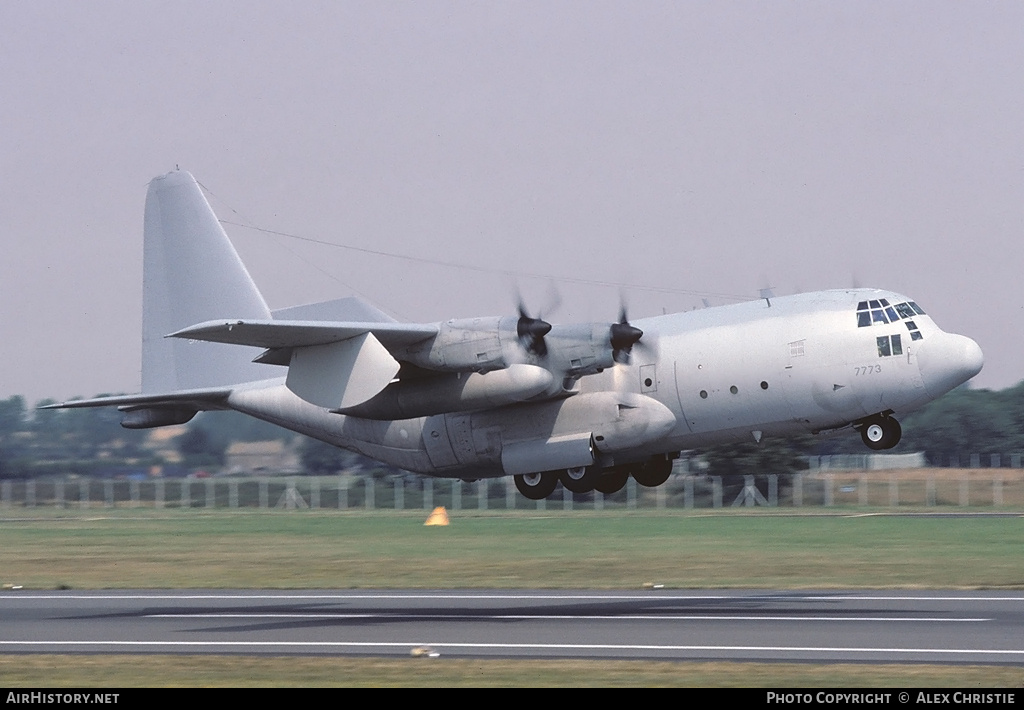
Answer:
0 640 1022 657
146 613 988 622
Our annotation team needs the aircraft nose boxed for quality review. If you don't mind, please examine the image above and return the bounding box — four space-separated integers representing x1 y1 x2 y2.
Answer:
916 332 984 398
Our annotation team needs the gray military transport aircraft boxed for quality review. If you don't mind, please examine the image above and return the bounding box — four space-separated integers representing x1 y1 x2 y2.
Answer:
48 170 984 499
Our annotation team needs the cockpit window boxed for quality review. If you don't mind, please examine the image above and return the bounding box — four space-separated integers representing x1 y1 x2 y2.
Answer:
895 303 916 319
859 298 928 328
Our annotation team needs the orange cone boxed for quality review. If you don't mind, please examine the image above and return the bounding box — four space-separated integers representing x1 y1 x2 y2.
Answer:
424 506 450 526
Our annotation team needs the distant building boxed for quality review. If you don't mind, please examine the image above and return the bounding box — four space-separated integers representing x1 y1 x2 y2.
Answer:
224 440 301 475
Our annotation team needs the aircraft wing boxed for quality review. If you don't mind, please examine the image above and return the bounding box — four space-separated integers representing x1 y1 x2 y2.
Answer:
168 319 437 350
167 320 441 410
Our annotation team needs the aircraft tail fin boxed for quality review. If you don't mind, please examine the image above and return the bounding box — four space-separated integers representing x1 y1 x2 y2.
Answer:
142 170 275 392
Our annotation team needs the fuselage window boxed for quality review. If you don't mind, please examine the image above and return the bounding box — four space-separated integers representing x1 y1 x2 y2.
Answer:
891 333 903 355
877 336 891 357
906 320 924 341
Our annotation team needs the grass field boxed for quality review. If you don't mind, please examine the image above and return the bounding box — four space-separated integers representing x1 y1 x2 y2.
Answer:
1 508 1021 687
1 508 1021 589
1 655 1022 688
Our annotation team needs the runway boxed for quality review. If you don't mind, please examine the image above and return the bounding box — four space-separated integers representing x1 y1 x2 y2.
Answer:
2 590 1023 664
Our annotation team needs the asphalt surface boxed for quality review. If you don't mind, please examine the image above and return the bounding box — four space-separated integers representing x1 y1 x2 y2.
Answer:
1 590 1023 663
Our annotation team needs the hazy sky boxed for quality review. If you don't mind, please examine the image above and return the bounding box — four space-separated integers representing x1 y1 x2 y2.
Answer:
2 2 1022 405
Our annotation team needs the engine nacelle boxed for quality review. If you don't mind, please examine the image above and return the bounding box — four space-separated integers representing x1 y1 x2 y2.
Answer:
401 317 522 373
542 323 617 378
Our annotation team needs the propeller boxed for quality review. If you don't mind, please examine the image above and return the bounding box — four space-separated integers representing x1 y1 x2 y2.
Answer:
515 297 552 357
610 303 643 364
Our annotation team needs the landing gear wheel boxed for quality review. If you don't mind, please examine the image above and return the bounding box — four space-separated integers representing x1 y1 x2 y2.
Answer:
514 471 558 500
860 417 902 450
594 468 629 494
632 458 673 488
559 466 601 494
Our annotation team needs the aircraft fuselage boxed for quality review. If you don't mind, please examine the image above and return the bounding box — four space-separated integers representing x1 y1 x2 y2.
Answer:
225 287 983 480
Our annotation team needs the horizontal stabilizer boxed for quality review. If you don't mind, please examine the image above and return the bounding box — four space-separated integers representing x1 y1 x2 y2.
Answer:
286 332 400 409
39 387 234 411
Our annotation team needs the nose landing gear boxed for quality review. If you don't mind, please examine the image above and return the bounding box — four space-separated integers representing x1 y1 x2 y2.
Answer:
858 415 902 450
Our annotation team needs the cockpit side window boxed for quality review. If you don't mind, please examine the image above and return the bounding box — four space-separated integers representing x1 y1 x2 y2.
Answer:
877 334 904 357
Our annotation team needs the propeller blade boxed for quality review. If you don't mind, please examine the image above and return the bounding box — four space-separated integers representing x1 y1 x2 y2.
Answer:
514 292 552 357
610 321 643 364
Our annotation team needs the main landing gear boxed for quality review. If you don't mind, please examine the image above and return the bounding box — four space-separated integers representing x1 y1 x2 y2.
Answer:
858 415 902 451
513 456 675 500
